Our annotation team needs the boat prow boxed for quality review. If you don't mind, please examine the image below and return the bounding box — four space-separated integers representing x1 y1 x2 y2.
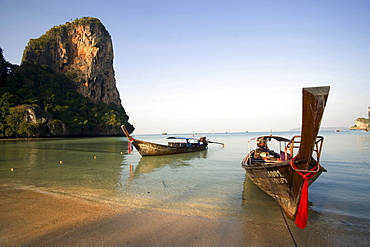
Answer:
296 86 330 165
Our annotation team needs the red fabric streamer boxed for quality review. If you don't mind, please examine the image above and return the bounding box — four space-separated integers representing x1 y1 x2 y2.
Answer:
128 139 134 153
290 158 318 229
295 173 310 229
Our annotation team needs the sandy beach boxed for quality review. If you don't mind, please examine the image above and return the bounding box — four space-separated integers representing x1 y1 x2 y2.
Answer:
0 187 368 247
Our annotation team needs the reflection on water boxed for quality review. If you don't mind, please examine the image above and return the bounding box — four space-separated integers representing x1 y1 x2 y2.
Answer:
241 175 282 223
241 174 327 227
1 131 370 227
0 138 126 198
132 151 207 177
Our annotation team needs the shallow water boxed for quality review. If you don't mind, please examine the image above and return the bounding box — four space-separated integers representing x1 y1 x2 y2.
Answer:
1 131 369 229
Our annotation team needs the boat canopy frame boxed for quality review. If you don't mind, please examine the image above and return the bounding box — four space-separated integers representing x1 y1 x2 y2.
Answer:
247 135 324 166
284 135 324 164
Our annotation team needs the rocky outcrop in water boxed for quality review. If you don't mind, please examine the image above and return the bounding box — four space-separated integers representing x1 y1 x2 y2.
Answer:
350 106 370 131
21 17 121 106
351 118 370 130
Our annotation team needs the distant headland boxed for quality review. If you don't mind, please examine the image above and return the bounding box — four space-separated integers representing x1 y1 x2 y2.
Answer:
350 106 370 131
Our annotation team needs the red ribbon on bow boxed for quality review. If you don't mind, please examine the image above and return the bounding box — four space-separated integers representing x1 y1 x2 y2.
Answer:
290 158 318 229
128 138 134 153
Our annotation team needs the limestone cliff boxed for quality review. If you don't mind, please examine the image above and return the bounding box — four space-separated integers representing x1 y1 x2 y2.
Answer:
351 118 370 130
21 17 121 106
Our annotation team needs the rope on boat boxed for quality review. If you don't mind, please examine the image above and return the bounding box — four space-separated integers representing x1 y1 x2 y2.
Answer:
261 163 298 247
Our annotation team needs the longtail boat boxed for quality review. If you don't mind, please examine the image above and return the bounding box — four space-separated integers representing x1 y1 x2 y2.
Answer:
241 86 330 229
121 125 224 156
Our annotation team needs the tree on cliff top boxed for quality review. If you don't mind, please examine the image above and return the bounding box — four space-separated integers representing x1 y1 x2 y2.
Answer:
0 48 6 87
0 48 17 87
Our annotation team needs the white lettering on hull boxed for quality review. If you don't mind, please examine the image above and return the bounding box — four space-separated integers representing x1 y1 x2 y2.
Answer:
267 170 288 184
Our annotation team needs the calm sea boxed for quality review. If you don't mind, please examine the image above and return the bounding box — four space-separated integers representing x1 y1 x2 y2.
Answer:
1 130 369 229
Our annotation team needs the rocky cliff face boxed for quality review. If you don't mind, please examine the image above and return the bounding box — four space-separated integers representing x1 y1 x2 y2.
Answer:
350 107 370 131
21 17 121 106
352 118 370 130
27 106 69 137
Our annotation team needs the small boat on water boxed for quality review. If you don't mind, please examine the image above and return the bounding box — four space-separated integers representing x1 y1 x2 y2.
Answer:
241 86 330 229
121 125 224 156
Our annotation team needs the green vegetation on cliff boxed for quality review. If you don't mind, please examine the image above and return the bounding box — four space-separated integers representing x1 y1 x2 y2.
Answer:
352 118 370 130
49 17 104 33
27 35 56 56
0 48 133 138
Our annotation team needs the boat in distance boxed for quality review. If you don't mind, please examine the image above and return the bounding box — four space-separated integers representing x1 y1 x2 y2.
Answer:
121 125 224 156
241 86 330 229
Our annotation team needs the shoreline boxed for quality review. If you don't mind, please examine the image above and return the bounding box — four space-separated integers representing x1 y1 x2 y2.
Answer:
0 135 125 141
1 187 369 246
0 187 254 246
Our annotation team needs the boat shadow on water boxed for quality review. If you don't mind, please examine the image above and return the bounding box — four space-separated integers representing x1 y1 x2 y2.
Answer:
241 175 323 224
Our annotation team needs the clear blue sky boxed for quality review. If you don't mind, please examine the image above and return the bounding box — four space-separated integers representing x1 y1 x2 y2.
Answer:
1 0 369 134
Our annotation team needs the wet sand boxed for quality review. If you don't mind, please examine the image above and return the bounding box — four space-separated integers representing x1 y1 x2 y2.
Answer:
0 187 368 247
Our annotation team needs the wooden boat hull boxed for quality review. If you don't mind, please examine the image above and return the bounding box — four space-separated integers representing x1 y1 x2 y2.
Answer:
242 159 325 219
241 86 330 226
132 139 208 156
